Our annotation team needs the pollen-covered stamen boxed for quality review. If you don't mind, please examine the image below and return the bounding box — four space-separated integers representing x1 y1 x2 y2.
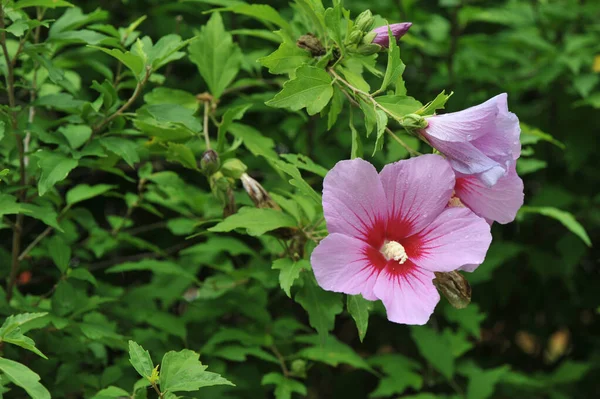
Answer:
380 240 408 264
447 190 465 208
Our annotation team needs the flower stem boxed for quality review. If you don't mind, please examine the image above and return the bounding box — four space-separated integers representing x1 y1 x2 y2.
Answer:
92 67 151 135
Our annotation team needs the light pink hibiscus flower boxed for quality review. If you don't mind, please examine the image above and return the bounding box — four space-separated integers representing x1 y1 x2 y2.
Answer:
421 93 521 188
310 155 492 325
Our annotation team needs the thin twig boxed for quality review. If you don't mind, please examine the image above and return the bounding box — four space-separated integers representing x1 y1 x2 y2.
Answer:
270 344 290 377
92 67 151 135
386 127 421 156
18 226 52 262
2 4 28 300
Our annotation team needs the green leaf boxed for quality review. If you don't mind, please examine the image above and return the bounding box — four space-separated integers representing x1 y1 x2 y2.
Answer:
19 203 63 231
443 303 486 338
272 258 309 298
296 334 371 370
47 235 71 273
217 4 291 33
372 110 388 155
262 372 307 399
90 386 131 399
418 90 453 116
377 95 423 119
519 206 591 246
461 364 509 399
160 349 234 392
349 109 363 159
189 12 243 98
89 46 145 80
517 158 547 175
217 104 252 152
106 260 199 283
266 65 333 115
68 268 97 286
347 295 370 342
0 357 50 399
379 27 405 93
258 31 311 75
66 184 116 206
272 159 321 204
98 137 140 167
411 326 454 380
228 123 278 159
324 4 343 48
14 0 74 9
1 330 47 359
209 207 296 236
369 354 423 397
520 123 565 149
0 313 48 359
548 361 590 385
166 143 198 170
128 341 154 379
58 124 92 149
144 88 199 112
295 275 343 340
36 152 78 196
328 85 344 129
147 34 189 71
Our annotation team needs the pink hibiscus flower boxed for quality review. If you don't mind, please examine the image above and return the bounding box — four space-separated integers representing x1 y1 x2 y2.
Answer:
421 93 521 188
310 155 492 325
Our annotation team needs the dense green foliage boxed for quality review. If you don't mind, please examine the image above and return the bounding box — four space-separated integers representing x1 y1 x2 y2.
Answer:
0 0 598 398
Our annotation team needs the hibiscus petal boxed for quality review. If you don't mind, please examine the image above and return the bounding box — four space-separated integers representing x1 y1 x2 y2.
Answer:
470 95 521 164
455 167 524 224
311 233 382 300
406 207 492 272
323 158 387 244
426 136 506 187
424 94 507 142
379 154 455 238
373 262 439 325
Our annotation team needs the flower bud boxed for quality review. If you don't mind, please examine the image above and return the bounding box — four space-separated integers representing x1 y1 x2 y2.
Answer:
433 271 471 309
221 158 247 179
401 113 428 130
355 10 374 32
345 30 364 46
355 43 382 56
200 149 220 175
241 173 281 210
368 22 412 47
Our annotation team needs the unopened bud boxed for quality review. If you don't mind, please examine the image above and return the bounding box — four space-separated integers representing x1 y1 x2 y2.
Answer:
345 30 363 46
355 10 374 32
433 271 471 309
401 113 428 130
200 149 220 175
221 158 247 179
355 43 382 55
368 22 412 47
241 173 281 210
291 359 307 377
